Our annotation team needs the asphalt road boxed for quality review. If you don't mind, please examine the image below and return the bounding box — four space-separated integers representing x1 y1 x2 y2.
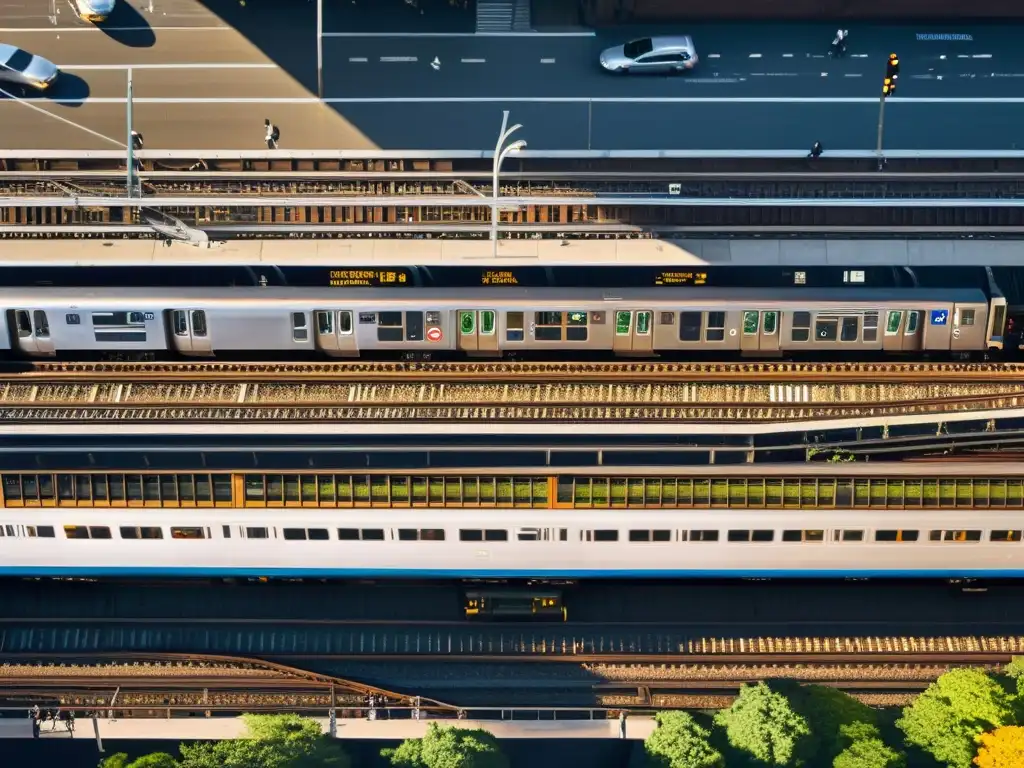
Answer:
2 1 1024 150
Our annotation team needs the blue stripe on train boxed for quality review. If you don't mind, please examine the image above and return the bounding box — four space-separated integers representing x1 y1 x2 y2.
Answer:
0 567 1022 579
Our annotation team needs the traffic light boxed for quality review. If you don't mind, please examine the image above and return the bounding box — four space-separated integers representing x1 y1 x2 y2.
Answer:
887 53 900 80
882 77 897 97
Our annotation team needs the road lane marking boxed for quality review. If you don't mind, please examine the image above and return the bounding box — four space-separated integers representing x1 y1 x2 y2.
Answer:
540 58 556 64
380 57 417 63
13 97 1024 105
844 73 863 77
0 25 230 31
322 31 596 37
61 63 278 70
852 54 869 58
348 58 368 63
461 58 486 63
749 53 762 58
707 54 720 58
973 54 993 58
782 54 793 58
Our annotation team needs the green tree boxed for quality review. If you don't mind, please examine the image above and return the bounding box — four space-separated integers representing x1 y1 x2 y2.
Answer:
99 755 178 768
833 737 906 768
780 683 878 762
642 711 724 768
713 682 811 766
381 723 508 768
896 669 1017 768
178 713 349 768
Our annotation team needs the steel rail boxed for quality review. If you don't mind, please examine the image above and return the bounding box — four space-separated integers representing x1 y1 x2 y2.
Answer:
9 195 1024 208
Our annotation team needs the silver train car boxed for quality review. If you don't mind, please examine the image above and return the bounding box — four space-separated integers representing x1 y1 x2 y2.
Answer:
0 286 1006 359
1 508 1023 579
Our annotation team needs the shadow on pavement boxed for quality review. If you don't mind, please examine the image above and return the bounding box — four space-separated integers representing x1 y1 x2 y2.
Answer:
96 1 156 47
0 73 90 108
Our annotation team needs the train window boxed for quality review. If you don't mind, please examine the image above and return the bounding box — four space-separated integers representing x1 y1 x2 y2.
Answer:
171 527 206 540
566 312 588 341
315 311 333 335
26 526 54 538
283 528 307 541
460 529 483 541
961 309 976 326
119 526 163 539
791 312 811 343
875 529 919 542
191 311 207 337
782 530 824 543
683 530 719 542
361 528 385 540
338 311 353 335
705 312 725 342
338 528 359 540
991 530 1023 542
64 525 89 539
459 311 475 335
742 311 759 336
291 312 308 342
762 311 778 336
834 529 864 542
616 311 631 336
485 529 508 541
727 530 774 542
480 311 496 336
536 311 562 326
679 311 701 342
536 327 562 342
991 306 1006 340
90 526 111 539
629 529 649 542
172 310 187 336
840 317 859 342
308 528 329 541
629 529 671 542
506 311 525 342
885 311 902 335
567 311 588 326
660 312 674 326
815 318 838 341
33 311 49 338
245 527 269 539
636 311 652 335
222 525 231 539
379 312 403 327
14 310 30 338
863 312 879 343
589 529 618 542
929 530 982 542
905 311 920 335
398 528 445 541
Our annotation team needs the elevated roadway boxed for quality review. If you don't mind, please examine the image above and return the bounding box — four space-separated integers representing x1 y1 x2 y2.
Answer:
2 1 1024 152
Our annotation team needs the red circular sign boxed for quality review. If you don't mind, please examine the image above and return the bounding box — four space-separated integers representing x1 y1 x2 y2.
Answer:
426 327 443 342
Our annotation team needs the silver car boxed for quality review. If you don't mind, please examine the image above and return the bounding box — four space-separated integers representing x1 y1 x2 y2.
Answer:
0 44 59 92
599 36 698 74
71 0 116 22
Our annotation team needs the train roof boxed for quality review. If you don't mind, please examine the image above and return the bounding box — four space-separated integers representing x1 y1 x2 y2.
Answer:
0 286 991 303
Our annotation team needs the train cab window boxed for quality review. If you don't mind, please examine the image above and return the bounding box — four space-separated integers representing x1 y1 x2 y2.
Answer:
991 530 1023 542
506 311 525 342
338 311 353 335
191 310 207 337
170 526 206 540
315 311 333 335
863 312 879 343
172 310 188 336
782 529 825 543
885 311 902 335
33 311 49 338
679 312 702 342
245 526 269 539
742 311 759 336
791 312 811 343
291 312 308 342
840 317 859 342
875 529 919 542
815 318 838 341
905 311 920 335
762 311 778 336
705 311 726 342
683 530 719 542
929 530 982 542
27 526 54 538
834 529 864 542
961 309 976 326
14 310 30 338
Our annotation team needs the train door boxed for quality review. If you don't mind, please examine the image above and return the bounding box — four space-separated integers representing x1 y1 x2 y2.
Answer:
30 310 54 356
457 310 498 355
169 309 212 356
612 310 654 355
314 310 358 357
9 309 54 357
901 309 923 352
738 311 780 354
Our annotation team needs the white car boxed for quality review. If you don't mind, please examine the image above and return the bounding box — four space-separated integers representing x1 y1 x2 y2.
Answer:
71 0 116 22
0 44 59 92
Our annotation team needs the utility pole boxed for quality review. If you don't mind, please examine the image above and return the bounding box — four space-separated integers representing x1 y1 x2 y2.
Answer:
316 0 324 99
491 111 527 257
126 68 135 197
877 53 899 171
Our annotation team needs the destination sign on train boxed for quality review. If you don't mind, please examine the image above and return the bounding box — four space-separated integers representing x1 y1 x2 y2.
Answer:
654 271 709 286
481 270 521 286
328 269 412 287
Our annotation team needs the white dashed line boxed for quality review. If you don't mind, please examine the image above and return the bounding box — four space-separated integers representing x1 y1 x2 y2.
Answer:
540 58 556 64
782 53 794 58
821 72 828 77
749 53 762 58
348 57 368 63
707 53 720 58
957 54 968 58
461 58 486 63
844 73 863 77
852 54 869 58
380 56 417 63
973 54 993 59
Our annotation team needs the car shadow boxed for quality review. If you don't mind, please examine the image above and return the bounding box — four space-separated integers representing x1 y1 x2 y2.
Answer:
95 1 156 48
0 73 90 108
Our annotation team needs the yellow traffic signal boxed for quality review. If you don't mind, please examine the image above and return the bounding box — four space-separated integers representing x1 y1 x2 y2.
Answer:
882 77 897 97
886 53 900 80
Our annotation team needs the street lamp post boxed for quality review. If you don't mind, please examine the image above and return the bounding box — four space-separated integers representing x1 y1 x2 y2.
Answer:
126 68 135 198
492 110 527 257
316 0 324 99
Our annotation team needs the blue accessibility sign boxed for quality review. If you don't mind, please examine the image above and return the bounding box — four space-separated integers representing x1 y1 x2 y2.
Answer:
930 310 949 326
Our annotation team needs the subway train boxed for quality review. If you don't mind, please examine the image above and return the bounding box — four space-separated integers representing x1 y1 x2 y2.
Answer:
0 285 1008 360
1 508 1024 579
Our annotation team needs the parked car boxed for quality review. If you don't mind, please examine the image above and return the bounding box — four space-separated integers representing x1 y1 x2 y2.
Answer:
599 36 698 74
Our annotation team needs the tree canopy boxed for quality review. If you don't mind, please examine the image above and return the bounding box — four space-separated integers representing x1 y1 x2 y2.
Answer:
974 725 1024 768
381 722 509 768
641 711 724 768
713 682 811 766
100 755 179 768
896 668 1017 768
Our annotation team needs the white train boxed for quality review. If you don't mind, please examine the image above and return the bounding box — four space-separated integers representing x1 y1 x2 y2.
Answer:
1 507 1023 579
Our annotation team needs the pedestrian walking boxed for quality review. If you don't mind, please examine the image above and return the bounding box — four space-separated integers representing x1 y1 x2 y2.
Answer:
807 140 823 159
830 29 848 58
64 710 75 736
131 130 144 150
264 119 280 149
